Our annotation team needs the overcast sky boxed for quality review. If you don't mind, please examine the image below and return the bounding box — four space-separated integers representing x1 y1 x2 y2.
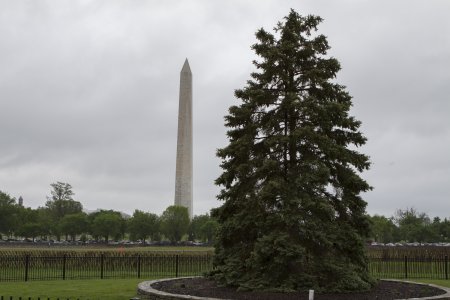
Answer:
1 0 449 219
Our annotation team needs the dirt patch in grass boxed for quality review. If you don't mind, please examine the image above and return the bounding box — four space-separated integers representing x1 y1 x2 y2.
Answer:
152 277 449 300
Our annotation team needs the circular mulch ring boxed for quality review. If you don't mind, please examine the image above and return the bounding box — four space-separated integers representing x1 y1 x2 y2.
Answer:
138 277 450 300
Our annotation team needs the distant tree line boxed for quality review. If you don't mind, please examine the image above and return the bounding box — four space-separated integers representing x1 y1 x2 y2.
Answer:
2 184 448 245
368 208 450 244
0 183 218 244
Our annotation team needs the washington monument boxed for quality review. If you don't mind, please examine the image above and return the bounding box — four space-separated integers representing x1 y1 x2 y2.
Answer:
174 59 193 218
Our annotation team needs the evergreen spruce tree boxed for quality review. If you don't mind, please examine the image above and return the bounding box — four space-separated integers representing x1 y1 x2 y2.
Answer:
212 10 374 292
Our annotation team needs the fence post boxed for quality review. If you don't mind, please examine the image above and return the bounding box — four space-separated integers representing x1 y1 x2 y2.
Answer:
24 254 30 282
175 255 179 278
62 254 66 280
100 254 104 279
137 255 141 279
445 255 448 280
404 255 408 279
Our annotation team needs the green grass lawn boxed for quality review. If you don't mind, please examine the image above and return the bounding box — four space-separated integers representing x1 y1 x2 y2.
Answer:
0 278 152 300
1 278 449 300
409 279 450 288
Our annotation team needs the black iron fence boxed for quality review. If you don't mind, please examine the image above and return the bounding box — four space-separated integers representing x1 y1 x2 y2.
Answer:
1 253 449 282
0 253 213 282
369 255 449 280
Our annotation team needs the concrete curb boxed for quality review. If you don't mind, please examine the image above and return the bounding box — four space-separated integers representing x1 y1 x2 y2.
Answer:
137 277 230 300
137 277 450 300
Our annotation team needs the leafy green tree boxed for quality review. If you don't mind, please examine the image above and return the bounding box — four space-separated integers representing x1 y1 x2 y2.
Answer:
127 210 159 242
188 214 210 241
45 182 82 219
429 217 443 242
18 223 43 241
212 10 373 292
49 182 74 201
35 207 52 239
45 182 83 240
59 213 88 241
200 220 219 244
160 205 190 243
394 208 435 242
0 191 18 238
189 214 218 243
440 218 450 242
90 210 124 243
15 207 42 241
369 215 397 243
86 211 100 241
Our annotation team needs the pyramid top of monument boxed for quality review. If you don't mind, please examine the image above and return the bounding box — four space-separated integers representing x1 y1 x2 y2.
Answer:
181 58 191 74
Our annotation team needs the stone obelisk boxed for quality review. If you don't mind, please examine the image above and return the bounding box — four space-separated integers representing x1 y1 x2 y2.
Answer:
174 59 193 218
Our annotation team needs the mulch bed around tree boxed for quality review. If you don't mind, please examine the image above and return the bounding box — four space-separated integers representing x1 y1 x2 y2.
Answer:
152 277 449 300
